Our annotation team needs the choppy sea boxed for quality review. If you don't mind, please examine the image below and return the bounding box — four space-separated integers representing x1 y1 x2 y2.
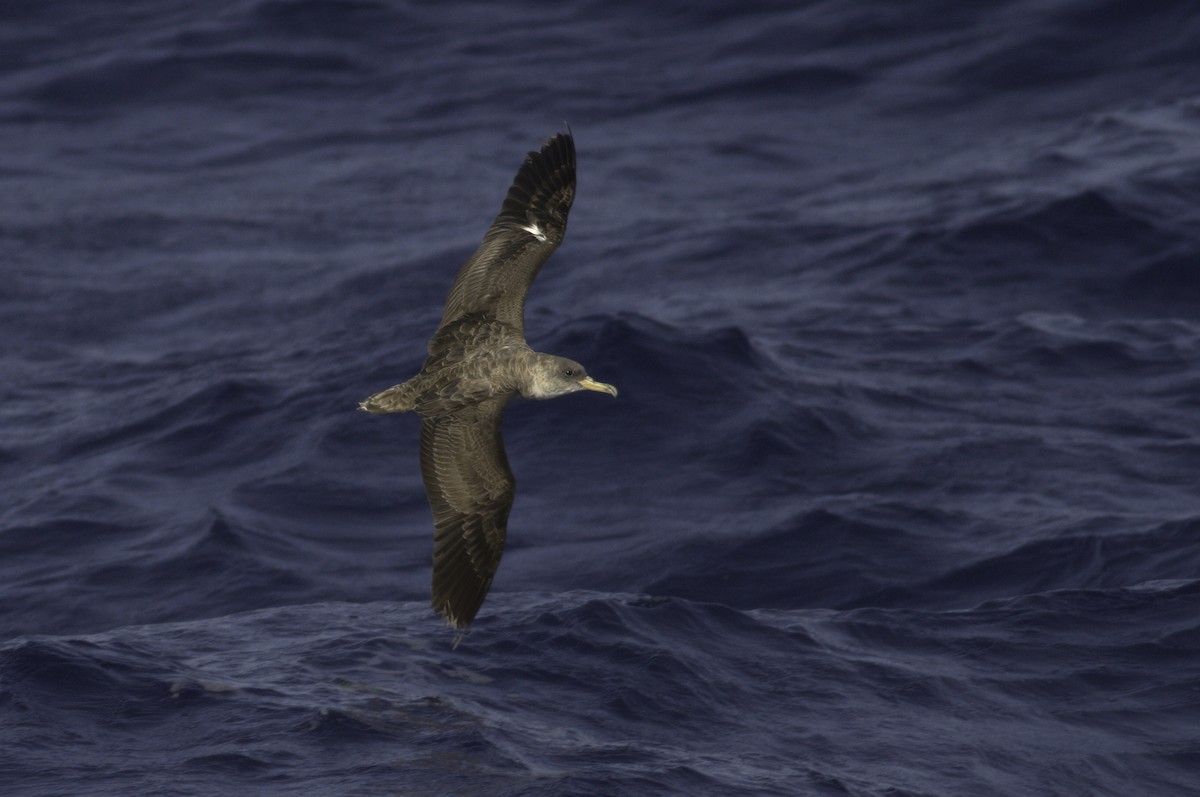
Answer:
4 1 1200 795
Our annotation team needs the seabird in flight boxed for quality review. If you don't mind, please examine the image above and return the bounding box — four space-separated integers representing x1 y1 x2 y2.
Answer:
360 131 617 632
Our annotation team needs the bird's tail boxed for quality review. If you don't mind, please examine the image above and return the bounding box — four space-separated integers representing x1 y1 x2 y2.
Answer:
359 381 419 413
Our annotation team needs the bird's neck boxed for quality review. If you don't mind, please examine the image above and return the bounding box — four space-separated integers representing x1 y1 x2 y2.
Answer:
511 350 559 400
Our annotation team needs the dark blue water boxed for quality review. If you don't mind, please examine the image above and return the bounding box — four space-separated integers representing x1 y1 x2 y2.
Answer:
4 1 1200 794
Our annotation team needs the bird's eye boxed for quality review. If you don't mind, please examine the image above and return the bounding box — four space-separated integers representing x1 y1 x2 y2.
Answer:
563 368 575 377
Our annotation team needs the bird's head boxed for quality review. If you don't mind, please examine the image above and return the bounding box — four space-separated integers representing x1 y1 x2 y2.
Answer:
522 354 618 400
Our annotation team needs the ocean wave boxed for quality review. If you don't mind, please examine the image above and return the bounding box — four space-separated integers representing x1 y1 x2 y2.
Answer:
889 189 1174 292
867 518 1200 611
939 0 1200 95
978 312 1200 377
60 377 279 463
1124 249 1200 305
643 508 933 611
5 588 1198 795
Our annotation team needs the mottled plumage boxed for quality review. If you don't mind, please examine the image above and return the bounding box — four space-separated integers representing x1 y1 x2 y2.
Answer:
361 132 617 631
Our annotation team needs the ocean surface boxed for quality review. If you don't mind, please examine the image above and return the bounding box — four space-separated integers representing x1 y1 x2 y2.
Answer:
4 1 1200 795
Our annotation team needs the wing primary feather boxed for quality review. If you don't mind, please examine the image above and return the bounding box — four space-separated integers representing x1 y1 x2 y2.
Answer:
419 399 514 629
438 132 577 332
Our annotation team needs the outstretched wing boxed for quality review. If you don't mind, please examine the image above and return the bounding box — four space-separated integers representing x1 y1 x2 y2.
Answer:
418 397 515 628
437 132 575 337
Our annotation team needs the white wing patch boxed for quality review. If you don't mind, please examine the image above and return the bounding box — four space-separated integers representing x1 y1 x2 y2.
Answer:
519 221 548 242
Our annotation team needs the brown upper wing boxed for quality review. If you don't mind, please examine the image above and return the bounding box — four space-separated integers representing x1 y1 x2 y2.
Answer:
436 132 575 338
419 397 514 628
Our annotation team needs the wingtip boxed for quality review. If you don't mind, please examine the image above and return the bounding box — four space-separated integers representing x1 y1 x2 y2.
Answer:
433 596 476 633
551 123 573 153
432 602 470 648
492 130 576 236
532 129 575 171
